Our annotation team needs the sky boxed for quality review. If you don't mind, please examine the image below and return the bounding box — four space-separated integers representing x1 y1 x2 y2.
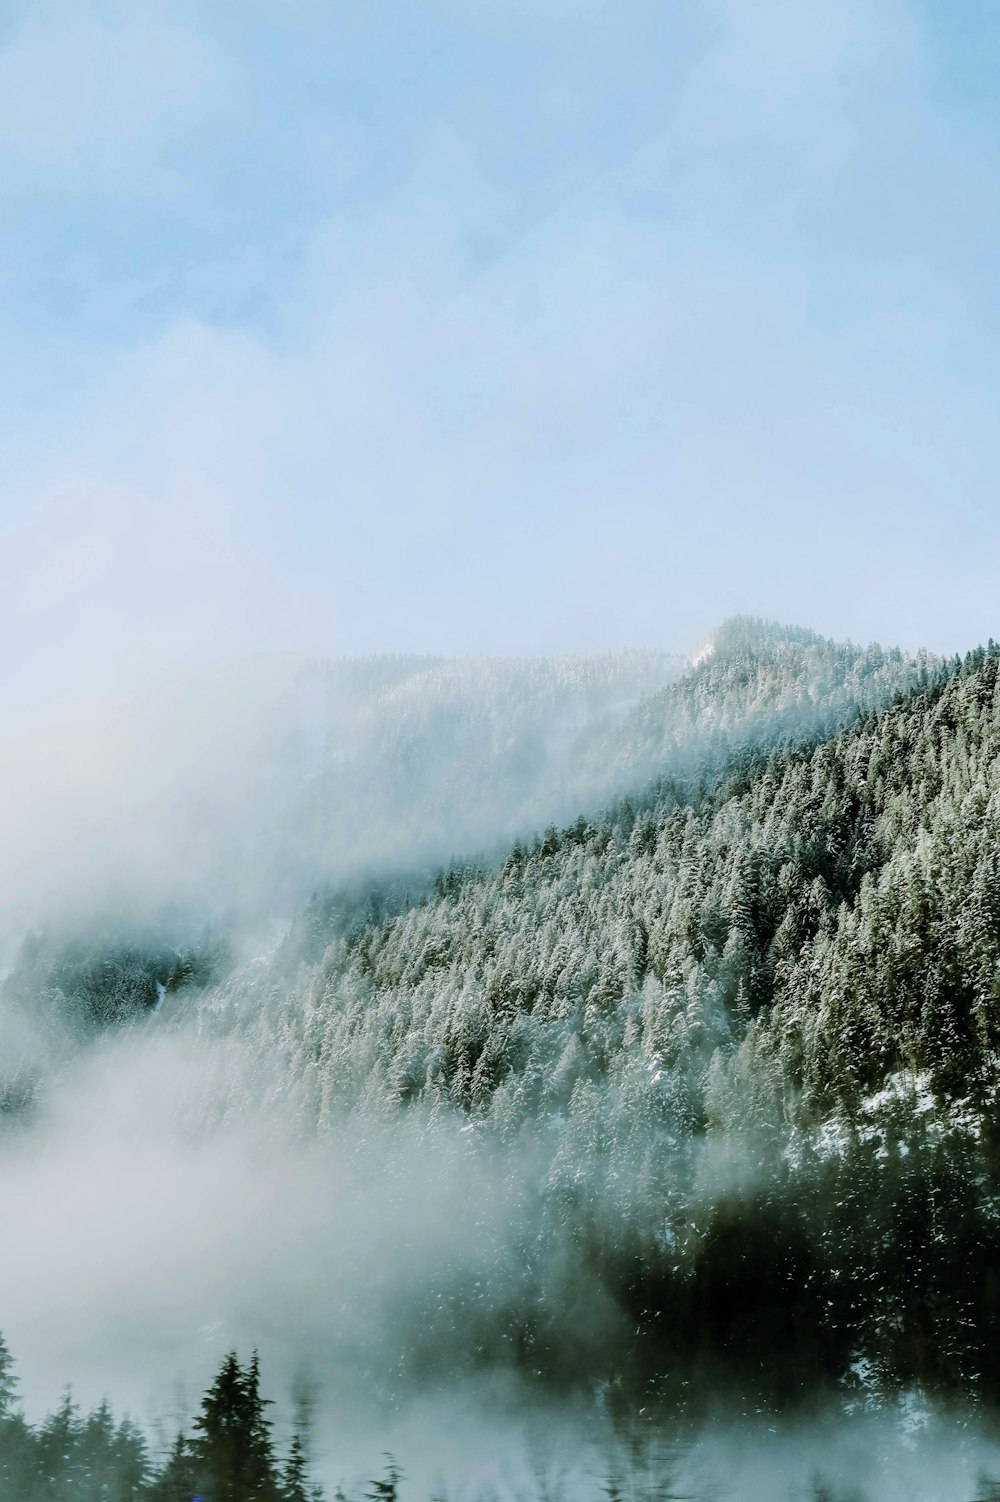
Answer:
3 0 1000 703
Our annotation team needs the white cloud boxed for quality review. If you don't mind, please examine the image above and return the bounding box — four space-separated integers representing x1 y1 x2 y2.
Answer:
702 0 918 95
0 2 221 168
1 0 997 713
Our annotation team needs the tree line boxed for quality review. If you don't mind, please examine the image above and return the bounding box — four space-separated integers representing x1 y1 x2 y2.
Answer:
0 1336 321 1502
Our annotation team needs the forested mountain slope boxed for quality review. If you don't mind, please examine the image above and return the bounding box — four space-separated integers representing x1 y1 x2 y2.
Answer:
0 649 682 1075
4 621 976 1423
4 619 929 1043
229 620 949 1132
179 626 1000 1407
569 615 937 794
267 621 933 902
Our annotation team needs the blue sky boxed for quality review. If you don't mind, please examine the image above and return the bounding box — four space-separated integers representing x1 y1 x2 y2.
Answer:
3 0 1000 695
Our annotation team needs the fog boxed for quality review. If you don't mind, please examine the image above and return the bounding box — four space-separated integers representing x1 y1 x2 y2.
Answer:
0 1004 644 1490
0 649 681 949
4 1015 1000 1499
0 649 677 1489
0 1030 530 1447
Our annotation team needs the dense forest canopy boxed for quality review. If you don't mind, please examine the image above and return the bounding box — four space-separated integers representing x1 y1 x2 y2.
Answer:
190 623 1000 1406
8 619 1000 1497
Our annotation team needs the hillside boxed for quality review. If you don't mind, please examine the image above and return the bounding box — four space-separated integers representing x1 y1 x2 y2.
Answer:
175 622 998 1405
7 619 995 1475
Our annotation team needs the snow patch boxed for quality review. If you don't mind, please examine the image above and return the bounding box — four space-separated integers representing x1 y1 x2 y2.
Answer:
862 1070 935 1116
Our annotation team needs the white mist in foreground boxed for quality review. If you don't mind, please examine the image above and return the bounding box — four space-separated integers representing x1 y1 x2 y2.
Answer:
0 1021 998 1499
0 1028 506 1393
0 1021 619 1485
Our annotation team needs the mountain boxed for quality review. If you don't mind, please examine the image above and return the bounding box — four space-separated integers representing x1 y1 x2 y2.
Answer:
0 647 681 1054
174 620 991 1404
11 618 1000 1488
568 613 937 795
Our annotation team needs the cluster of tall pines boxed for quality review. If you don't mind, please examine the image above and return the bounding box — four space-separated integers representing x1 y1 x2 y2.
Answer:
0 1336 324 1501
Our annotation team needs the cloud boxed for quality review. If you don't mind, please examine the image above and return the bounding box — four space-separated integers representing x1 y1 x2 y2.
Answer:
0 2 221 171
699 0 919 98
0 1024 612 1484
2 0 999 708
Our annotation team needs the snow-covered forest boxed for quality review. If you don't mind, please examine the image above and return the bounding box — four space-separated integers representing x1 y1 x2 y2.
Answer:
6 620 1000 1496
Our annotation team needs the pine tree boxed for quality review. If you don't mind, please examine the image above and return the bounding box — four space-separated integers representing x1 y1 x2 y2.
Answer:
0 1333 34 1498
0 1332 15 1420
282 1432 315 1502
243 1350 280 1499
148 1432 199 1502
111 1414 151 1500
190 1351 280 1502
35 1388 84 1497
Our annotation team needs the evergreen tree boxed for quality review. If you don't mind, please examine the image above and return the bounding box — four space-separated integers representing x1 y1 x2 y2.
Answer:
148 1432 200 1502
0 1331 17 1421
244 1350 280 1499
0 1334 34 1497
190 1351 280 1502
35 1389 84 1499
281 1432 314 1502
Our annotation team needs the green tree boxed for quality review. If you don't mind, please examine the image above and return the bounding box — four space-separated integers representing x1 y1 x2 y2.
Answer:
148 1432 199 1502
282 1431 322 1502
190 1351 281 1502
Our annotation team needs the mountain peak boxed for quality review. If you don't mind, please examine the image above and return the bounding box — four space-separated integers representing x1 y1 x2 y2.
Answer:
689 615 824 665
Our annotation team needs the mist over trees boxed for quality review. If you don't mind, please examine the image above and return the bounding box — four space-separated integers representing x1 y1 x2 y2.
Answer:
8 619 1000 1497
0 650 683 946
0 1338 324 1502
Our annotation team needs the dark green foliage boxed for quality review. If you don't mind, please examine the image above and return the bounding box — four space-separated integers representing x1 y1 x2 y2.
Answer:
6 934 172 1027
0 1331 17 1420
211 634 1000 1402
147 1433 199 1502
164 933 234 996
0 1341 321 1502
190 1349 281 1501
0 1335 34 1499
282 1432 314 1502
22 1387 150 1501
1 924 232 1034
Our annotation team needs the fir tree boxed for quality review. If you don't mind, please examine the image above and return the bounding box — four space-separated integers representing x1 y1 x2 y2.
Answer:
148 1432 200 1502
190 1351 281 1502
0 1332 17 1421
282 1432 318 1502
